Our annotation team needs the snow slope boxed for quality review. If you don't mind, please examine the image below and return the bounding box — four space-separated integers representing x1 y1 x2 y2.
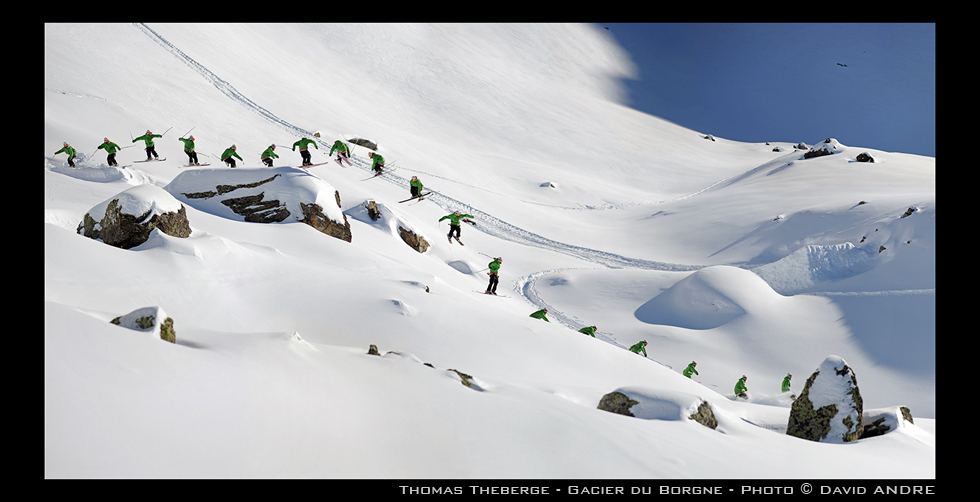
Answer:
45 23 935 479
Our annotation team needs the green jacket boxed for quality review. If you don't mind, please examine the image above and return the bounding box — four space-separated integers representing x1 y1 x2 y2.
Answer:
629 341 647 357
439 212 474 226
221 147 243 161
98 140 121 154
293 138 318 151
782 376 792 393
329 140 349 156
488 258 501 275
133 133 162 146
683 363 699 378
734 378 748 395
410 178 424 192
55 144 77 157
178 137 196 152
529 309 549 322
369 152 386 169
578 326 597 337
261 146 279 159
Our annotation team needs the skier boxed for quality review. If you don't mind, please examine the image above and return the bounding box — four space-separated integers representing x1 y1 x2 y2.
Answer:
438 210 474 244
368 151 386 174
329 139 351 163
529 309 550 322
221 144 243 168
683 361 699 378
292 136 318 166
578 325 597 338
629 340 648 357
485 257 502 295
178 135 199 166
55 142 77 168
133 129 162 161
260 144 279 167
410 176 425 200
734 375 749 399
98 137 122 167
782 373 793 393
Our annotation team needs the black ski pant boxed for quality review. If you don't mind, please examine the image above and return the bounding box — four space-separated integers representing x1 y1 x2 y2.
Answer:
224 158 237 168
411 186 421 197
262 158 274 167
486 273 499 293
145 146 158 160
300 149 311 165
448 224 461 239
107 153 118 166
185 150 198 164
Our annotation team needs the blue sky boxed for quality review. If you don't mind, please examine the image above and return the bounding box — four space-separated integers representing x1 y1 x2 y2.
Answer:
601 23 935 157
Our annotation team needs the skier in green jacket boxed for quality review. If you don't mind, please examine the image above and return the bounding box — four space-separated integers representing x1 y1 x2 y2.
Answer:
529 309 549 322
485 257 502 295
261 144 279 167
178 135 198 166
55 142 77 168
410 176 425 200
368 151 386 173
578 325 597 338
329 139 351 164
292 137 318 166
98 138 122 167
439 211 474 244
629 341 648 357
782 373 793 393
133 130 162 161
683 361 699 378
221 145 243 168
734 375 749 399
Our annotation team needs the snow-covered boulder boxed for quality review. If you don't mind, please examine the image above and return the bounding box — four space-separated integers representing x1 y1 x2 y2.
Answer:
786 355 864 442
597 387 718 430
803 138 845 159
345 200 431 253
77 184 191 249
164 167 351 242
109 306 176 343
861 406 915 439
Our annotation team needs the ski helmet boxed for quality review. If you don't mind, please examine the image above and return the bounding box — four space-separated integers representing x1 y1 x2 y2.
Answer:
231 144 236 150
104 137 109 143
189 136 194 141
455 211 461 216
411 176 418 181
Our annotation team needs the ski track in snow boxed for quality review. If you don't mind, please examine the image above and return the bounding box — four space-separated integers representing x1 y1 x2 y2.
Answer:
133 24 926 360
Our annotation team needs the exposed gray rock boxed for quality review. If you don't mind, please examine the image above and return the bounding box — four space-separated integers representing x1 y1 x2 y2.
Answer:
597 391 639 417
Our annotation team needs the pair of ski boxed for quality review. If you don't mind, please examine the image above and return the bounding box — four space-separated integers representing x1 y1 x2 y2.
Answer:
474 290 509 298
360 166 397 181
398 192 432 204
134 157 166 163
334 155 353 168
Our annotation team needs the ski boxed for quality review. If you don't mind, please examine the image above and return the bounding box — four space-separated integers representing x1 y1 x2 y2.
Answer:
462 218 476 226
133 157 166 163
180 163 210 168
474 290 508 298
334 155 353 167
361 167 397 181
296 162 330 169
398 192 432 203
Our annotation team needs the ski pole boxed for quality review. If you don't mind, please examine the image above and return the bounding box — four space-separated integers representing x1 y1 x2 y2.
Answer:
180 126 196 138
161 126 173 136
